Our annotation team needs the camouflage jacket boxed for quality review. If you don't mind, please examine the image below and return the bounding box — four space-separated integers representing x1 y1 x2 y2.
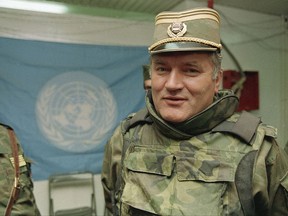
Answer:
101 90 288 216
0 124 40 216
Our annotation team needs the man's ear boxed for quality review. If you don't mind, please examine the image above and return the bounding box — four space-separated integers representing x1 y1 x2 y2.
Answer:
215 69 223 93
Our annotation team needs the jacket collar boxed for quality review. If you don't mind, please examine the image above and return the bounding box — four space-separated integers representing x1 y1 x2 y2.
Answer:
146 90 239 139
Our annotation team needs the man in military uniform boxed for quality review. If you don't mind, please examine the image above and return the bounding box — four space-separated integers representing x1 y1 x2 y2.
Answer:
0 123 40 216
101 7 288 216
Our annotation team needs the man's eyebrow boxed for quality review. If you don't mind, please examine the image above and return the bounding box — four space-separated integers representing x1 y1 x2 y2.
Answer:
152 58 165 64
184 62 200 67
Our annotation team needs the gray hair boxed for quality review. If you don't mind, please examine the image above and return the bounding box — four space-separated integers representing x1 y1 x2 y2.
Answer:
210 51 222 80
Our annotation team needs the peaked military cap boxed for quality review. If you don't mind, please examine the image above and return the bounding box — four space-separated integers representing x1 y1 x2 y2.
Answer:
149 8 222 54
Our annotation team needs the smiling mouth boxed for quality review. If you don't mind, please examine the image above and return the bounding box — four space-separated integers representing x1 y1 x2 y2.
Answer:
163 97 186 105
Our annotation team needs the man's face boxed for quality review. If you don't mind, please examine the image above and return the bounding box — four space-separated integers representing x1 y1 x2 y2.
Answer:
151 51 222 123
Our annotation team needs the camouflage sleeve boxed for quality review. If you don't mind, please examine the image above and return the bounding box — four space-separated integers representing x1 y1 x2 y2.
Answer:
13 157 41 216
101 125 124 216
253 137 288 215
0 125 40 216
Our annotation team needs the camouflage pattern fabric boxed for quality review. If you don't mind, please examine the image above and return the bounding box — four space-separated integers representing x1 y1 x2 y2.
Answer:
101 90 288 216
0 124 41 216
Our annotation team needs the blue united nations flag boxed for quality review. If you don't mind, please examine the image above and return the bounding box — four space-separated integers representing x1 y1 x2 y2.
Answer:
0 37 149 180
36 71 117 153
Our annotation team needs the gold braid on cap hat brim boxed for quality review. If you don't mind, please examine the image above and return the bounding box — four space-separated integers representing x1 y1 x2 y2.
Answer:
148 37 222 52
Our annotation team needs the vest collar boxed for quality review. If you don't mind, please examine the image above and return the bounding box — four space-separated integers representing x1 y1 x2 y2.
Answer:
146 90 239 139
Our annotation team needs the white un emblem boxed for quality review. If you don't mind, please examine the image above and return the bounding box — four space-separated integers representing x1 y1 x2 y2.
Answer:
36 71 117 152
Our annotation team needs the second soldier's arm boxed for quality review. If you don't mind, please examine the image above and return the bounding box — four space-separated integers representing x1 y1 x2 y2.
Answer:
101 125 123 216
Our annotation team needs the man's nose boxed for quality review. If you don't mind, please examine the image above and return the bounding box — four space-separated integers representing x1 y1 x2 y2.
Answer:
165 70 184 90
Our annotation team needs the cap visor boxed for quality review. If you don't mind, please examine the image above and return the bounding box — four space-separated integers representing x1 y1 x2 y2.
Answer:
150 42 217 54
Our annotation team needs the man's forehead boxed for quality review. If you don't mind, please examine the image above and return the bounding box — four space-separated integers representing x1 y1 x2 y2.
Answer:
151 51 212 61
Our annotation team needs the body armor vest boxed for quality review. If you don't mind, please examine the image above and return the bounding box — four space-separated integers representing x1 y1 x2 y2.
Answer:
114 90 276 216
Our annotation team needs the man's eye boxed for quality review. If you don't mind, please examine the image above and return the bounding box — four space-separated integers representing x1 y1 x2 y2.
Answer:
186 69 200 75
156 67 167 72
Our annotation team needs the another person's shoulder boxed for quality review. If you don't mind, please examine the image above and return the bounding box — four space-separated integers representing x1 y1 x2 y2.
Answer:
0 123 15 152
0 122 13 132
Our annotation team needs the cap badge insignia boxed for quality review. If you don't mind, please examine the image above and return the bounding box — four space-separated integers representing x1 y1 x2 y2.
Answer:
167 22 187 38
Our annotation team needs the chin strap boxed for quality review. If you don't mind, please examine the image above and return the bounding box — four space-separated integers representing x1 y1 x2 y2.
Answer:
5 129 20 216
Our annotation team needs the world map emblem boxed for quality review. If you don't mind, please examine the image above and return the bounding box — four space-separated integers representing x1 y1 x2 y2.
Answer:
36 71 117 152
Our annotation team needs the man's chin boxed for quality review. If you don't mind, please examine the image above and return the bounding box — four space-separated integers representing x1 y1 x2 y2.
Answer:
160 112 187 123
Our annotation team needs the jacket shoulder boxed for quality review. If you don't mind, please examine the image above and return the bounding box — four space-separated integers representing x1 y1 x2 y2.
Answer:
212 111 262 144
121 108 152 134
